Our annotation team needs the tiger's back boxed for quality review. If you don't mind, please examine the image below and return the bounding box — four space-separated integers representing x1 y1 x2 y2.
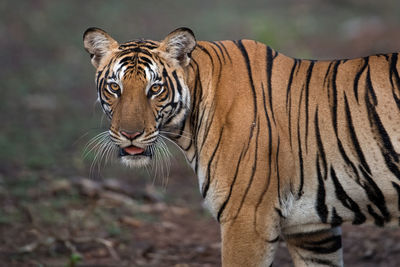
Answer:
194 40 400 228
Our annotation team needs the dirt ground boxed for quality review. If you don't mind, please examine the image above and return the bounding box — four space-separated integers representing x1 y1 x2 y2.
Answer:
1 161 400 267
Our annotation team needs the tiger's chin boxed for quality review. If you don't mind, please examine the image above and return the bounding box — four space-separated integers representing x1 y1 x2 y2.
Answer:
119 146 152 168
120 155 151 168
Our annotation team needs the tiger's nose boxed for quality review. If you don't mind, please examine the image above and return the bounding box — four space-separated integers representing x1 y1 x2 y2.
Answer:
120 130 142 140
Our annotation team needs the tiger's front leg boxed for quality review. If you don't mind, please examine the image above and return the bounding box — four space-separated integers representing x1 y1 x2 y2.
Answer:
220 213 280 267
285 227 343 267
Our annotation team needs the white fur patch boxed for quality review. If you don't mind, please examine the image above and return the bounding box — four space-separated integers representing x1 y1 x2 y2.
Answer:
280 191 295 218
89 34 112 57
121 156 151 168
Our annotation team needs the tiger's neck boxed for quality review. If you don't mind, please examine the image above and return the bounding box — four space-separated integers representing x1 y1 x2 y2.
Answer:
169 40 293 203
167 40 242 195
163 41 223 185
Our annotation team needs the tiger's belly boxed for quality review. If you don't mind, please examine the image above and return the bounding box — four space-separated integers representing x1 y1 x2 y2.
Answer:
281 165 400 235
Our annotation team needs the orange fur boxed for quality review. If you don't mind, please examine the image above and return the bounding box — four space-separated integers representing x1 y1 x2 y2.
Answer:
84 28 400 266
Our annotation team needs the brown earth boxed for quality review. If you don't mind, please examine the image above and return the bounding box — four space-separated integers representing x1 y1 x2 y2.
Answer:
1 163 400 267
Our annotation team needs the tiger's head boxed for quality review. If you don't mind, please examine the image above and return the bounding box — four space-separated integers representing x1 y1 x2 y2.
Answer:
83 27 196 167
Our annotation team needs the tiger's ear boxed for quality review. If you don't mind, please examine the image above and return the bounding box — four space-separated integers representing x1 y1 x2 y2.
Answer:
158 27 196 67
83 27 119 68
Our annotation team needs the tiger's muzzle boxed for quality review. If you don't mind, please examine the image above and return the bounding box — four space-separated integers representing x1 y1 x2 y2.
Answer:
115 129 159 167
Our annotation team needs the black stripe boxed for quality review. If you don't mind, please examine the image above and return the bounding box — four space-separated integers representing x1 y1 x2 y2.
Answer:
297 88 305 198
119 42 157 49
218 41 232 63
266 46 276 124
173 102 184 122
196 44 214 72
276 136 282 204
316 155 328 223
139 44 158 50
299 235 342 254
328 84 360 183
389 53 400 110
96 68 105 89
323 61 334 87
330 167 366 224
189 59 204 142
392 182 400 211
211 41 226 63
330 60 341 135
234 40 258 153
286 59 298 149
365 67 378 105
118 54 136 66
217 148 245 222
344 94 390 222
315 109 328 179
163 68 175 101
359 166 391 223
380 53 390 61
209 45 222 67
158 90 169 102
330 207 343 227
194 107 204 143
267 235 280 243
102 89 112 101
295 60 302 75
275 207 285 218
209 44 223 96
199 102 217 153
365 72 400 181
138 62 151 71
163 103 181 126
304 61 315 151
235 119 260 219
286 59 298 108
367 204 385 226
117 47 152 57
202 126 224 198
131 64 146 75
189 63 199 125
97 76 105 97
304 258 339 267
353 57 369 103
336 137 361 183
178 118 192 152
172 71 182 95
139 56 153 65
343 93 371 174
255 85 274 213
262 84 273 169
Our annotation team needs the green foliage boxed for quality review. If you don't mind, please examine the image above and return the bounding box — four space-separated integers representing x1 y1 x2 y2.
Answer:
68 253 83 267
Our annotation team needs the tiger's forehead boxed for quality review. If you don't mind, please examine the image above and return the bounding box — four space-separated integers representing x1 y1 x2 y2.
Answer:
107 40 162 83
118 39 159 50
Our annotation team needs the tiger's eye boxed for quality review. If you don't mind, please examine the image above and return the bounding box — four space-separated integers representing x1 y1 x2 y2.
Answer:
150 84 162 93
109 82 120 91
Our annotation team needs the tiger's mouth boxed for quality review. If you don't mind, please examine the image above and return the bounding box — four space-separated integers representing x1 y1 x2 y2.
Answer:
119 145 152 157
119 145 153 168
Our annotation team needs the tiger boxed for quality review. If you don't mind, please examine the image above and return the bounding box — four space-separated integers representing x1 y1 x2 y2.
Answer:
83 27 400 266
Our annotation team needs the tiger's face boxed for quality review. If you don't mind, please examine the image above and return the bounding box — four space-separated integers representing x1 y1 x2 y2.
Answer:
83 27 196 167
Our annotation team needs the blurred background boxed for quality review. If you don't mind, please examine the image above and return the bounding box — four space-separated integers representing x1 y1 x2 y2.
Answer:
1 0 400 266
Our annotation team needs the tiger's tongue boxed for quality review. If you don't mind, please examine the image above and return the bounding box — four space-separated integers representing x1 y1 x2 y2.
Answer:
124 146 144 155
